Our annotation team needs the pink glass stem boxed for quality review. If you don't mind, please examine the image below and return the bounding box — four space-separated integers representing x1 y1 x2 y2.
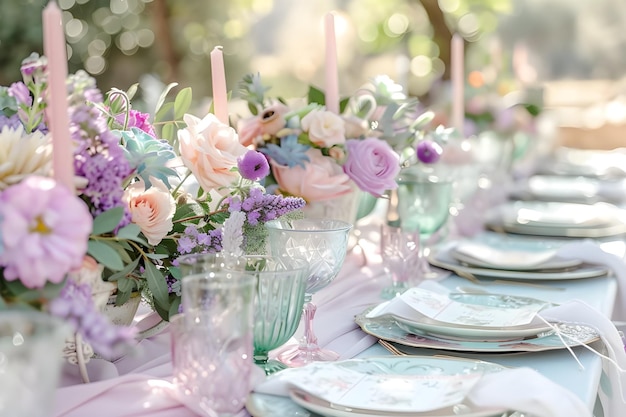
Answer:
300 299 319 351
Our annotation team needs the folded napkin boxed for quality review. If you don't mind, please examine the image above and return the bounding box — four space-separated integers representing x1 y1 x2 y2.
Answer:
541 300 626 417
554 240 626 321
366 282 626 416
253 362 589 417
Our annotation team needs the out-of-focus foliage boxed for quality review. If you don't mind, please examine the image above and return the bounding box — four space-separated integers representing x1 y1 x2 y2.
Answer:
1 0 624 111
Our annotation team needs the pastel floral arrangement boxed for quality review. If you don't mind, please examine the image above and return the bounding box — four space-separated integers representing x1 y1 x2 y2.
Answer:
0 53 305 355
235 74 411 203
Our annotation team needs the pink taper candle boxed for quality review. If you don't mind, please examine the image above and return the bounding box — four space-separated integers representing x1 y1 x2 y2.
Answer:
210 46 229 125
43 0 74 191
324 12 339 114
451 33 465 134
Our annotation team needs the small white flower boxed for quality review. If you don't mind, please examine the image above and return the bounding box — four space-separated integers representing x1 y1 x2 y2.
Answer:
0 125 52 190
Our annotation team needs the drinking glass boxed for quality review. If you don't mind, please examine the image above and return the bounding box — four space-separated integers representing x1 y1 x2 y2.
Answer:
265 218 352 366
173 271 256 417
396 168 453 279
177 252 240 276
0 310 69 417
233 255 308 374
379 223 421 299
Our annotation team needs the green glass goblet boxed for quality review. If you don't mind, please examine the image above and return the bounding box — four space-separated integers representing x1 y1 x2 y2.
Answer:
229 255 309 375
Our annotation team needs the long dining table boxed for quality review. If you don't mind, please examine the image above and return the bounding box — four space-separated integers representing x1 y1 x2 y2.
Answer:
52 175 626 417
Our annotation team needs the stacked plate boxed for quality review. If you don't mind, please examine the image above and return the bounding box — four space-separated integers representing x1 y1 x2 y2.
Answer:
354 285 598 356
429 240 609 281
484 200 626 238
247 356 510 417
509 175 626 204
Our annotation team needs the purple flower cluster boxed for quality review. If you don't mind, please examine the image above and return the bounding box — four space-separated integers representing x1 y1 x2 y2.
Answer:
67 71 133 225
176 225 223 255
48 279 136 358
227 187 305 226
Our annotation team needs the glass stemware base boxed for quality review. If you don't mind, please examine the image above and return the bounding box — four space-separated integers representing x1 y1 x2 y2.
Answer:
277 297 339 366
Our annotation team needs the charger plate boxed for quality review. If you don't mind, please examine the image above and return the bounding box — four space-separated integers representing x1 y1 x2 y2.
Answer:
355 307 599 354
448 241 581 271
373 292 554 342
247 356 508 417
484 201 626 238
429 246 609 281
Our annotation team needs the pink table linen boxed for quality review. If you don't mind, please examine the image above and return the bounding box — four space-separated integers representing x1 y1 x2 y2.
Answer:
53 238 388 417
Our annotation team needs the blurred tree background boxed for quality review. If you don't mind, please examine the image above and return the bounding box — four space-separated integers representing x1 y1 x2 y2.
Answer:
1 0 625 113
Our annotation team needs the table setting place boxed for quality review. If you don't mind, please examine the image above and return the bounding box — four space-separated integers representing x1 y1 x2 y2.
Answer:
4 8 626 417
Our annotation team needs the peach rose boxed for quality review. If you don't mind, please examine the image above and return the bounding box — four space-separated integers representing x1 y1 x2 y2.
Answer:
178 113 247 192
300 108 345 147
125 177 176 245
271 148 352 202
237 103 290 146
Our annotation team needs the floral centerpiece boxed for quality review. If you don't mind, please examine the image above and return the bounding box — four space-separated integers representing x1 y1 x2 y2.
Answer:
0 53 305 357
234 74 407 222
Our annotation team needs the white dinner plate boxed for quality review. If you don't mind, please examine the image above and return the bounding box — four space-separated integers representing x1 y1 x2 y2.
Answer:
449 241 582 271
369 291 553 342
246 356 508 417
429 246 610 281
355 307 599 353
485 201 626 238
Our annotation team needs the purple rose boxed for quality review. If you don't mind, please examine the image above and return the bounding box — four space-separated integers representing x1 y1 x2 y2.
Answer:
343 138 400 197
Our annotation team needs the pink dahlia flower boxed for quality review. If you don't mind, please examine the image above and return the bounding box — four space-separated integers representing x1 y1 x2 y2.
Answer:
0 176 93 288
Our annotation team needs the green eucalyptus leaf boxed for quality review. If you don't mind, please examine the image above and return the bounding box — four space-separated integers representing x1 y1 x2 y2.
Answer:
4 279 65 303
145 253 170 260
155 101 174 124
173 87 192 120
92 207 124 235
162 123 176 143
107 257 140 282
88 240 124 271
116 276 135 294
114 289 132 306
144 261 169 310
154 82 178 116
116 223 140 240
168 296 181 319
126 83 139 101
307 85 325 105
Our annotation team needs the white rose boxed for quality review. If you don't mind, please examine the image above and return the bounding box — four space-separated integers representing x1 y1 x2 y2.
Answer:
301 109 346 147
125 177 176 245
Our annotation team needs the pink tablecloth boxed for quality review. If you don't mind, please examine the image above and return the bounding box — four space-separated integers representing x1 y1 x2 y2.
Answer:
53 235 388 417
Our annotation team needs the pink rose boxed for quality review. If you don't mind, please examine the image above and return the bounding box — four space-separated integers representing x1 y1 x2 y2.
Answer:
343 138 399 197
271 148 352 202
237 103 289 146
125 177 176 245
178 113 247 192
300 109 345 147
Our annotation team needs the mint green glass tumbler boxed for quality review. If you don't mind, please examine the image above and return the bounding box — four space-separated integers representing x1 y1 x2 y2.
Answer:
396 168 453 281
236 255 308 375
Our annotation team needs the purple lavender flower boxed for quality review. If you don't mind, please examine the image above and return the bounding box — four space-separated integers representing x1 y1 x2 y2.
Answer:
48 279 136 358
237 150 270 181
227 187 305 226
67 71 132 226
176 226 223 255
8 82 32 107
0 114 21 130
